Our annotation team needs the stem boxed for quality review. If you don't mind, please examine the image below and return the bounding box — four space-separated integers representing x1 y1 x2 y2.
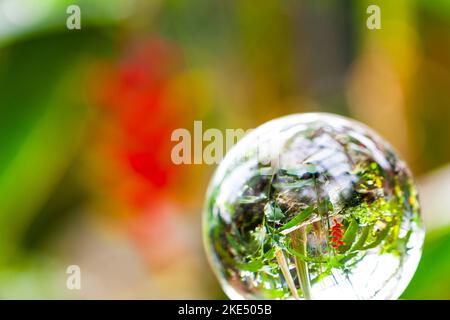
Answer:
291 228 312 300
313 176 332 257
314 222 323 275
275 249 299 300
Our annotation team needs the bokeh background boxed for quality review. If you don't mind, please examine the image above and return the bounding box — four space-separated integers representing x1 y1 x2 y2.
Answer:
0 0 449 299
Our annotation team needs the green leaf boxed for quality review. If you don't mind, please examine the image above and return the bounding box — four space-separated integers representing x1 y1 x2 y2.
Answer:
362 223 392 250
264 202 285 222
263 247 277 260
280 206 314 231
225 233 244 254
318 198 333 214
341 219 359 249
285 245 321 263
339 252 359 264
273 179 315 190
239 195 267 204
311 266 332 284
237 260 264 272
350 224 372 251
284 164 319 177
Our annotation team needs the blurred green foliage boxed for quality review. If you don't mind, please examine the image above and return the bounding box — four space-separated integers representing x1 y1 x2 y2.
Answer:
402 227 450 299
0 29 114 265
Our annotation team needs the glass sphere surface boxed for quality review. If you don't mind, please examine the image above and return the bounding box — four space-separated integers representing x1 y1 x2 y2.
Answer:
203 113 424 300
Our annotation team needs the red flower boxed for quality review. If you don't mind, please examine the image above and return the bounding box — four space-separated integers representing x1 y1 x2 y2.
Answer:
330 218 345 249
90 39 189 210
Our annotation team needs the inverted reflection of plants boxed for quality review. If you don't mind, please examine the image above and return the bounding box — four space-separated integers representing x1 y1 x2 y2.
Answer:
204 114 424 300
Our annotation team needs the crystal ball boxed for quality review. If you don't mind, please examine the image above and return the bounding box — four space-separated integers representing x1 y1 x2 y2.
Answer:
203 113 424 300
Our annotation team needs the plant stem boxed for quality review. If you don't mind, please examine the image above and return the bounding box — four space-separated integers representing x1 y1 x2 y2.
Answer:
275 249 299 300
291 228 312 300
314 222 324 275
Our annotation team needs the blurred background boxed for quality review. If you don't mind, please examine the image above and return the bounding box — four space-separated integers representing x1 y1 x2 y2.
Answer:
0 0 449 299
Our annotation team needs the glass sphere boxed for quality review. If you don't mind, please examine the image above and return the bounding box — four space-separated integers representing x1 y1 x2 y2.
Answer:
203 113 424 300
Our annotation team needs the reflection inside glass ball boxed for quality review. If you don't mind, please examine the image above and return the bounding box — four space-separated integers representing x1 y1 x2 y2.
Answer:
203 113 424 300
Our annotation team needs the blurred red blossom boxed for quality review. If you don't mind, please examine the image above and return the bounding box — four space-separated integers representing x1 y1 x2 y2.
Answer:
90 38 192 210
